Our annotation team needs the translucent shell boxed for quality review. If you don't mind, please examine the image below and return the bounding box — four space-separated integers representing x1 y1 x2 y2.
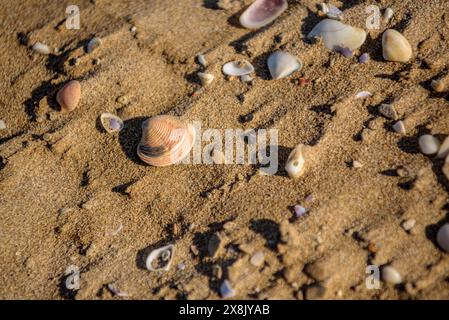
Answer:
239 0 288 29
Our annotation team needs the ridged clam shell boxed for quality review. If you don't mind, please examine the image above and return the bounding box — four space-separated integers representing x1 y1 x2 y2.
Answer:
307 19 367 51
56 80 81 112
222 60 254 76
239 0 288 29
100 113 124 133
137 115 195 166
382 29 412 63
267 51 302 79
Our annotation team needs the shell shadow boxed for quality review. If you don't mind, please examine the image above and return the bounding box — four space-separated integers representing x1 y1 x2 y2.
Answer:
118 116 148 165
202 0 219 10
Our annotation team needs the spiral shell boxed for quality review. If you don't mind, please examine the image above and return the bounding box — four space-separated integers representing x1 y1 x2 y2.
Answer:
137 115 195 166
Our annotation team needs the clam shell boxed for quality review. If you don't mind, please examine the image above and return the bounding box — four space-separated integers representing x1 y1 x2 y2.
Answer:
137 115 195 166
100 113 124 133
222 60 254 76
146 244 174 272
56 80 81 112
437 223 449 253
267 51 302 79
308 19 367 51
381 265 402 284
382 29 412 63
239 0 288 29
285 144 305 179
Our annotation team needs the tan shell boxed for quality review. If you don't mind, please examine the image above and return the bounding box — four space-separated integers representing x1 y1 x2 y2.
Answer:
137 115 195 166
56 80 81 112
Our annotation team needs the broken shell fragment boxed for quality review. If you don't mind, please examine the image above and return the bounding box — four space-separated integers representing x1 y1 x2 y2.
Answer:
137 115 196 166
32 42 50 55
56 80 81 112
239 0 288 29
197 53 207 67
197 72 215 86
437 223 449 253
308 19 367 51
378 104 398 120
320 3 343 20
145 244 174 272
100 113 124 133
392 120 406 135
382 29 412 63
418 134 439 155
285 144 306 179
355 91 372 99
267 51 302 79
358 53 370 64
222 60 254 76
86 37 101 53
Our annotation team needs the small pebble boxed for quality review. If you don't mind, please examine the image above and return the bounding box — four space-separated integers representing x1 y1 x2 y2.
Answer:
130 26 137 33
392 120 406 135
382 7 394 23
352 160 363 168
338 46 353 58
220 280 236 299
402 219 416 231
86 37 101 53
0 120 6 130
358 53 370 64
436 223 449 253
298 78 310 86
418 134 440 155
381 265 402 284
32 42 50 55
56 80 81 112
305 194 314 202
378 103 398 120
294 205 307 218
431 79 446 93
250 251 265 267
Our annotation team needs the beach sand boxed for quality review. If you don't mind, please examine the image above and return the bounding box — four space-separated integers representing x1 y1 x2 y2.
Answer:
1 0 449 299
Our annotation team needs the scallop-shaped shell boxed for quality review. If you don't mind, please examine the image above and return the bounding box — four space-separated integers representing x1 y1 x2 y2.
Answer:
100 113 124 133
222 60 255 76
146 244 174 272
307 19 367 51
267 51 302 79
239 0 288 29
137 115 195 166
382 29 412 63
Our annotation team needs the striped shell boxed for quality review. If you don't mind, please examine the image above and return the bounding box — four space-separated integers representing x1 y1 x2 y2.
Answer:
137 115 195 166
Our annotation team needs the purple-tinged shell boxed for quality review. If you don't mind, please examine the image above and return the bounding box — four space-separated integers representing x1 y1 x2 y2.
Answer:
239 0 288 29
358 53 370 63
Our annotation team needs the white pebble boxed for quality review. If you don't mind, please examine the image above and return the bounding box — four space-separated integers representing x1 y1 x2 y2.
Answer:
392 120 406 135
352 160 363 168
250 251 265 267
0 120 6 130
436 224 449 253
402 219 416 231
381 265 402 284
418 135 440 155
32 42 50 55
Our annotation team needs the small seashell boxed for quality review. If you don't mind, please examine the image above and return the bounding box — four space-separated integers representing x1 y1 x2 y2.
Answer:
197 72 214 86
250 251 265 267
107 284 129 297
32 42 50 55
355 91 372 99
418 134 440 155
378 103 398 120
437 136 449 159
197 54 207 67
222 60 254 76
220 280 236 299
392 120 406 135
382 29 412 63
0 119 5 130
239 0 288 29
86 37 101 53
285 144 305 179
337 46 353 58
436 223 449 253
431 79 446 93
382 8 394 23
240 74 253 83
381 265 402 284
358 53 370 64
294 205 307 218
320 3 343 20
56 80 81 112
100 113 124 133
401 219 416 232
267 51 302 80
308 19 367 51
137 115 196 166
145 244 174 272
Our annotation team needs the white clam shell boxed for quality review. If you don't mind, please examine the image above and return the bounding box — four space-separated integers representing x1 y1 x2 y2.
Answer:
418 134 439 155
222 60 254 76
381 265 402 284
285 144 305 179
437 136 449 159
145 244 174 272
239 0 288 29
100 113 124 133
308 19 367 51
267 51 302 79
382 29 412 63
437 224 449 253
